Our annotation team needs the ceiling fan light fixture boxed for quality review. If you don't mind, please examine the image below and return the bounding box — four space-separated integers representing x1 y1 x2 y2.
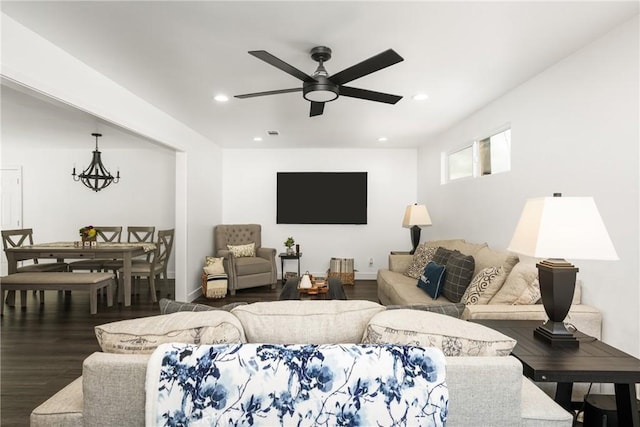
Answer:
303 77 339 103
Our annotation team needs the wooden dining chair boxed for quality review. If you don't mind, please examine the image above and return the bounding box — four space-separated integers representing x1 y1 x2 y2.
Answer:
2 228 69 302
68 226 123 272
118 229 174 303
2 229 69 273
103 226 156 283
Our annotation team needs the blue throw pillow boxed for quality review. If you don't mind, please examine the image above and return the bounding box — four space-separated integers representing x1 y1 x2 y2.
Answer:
417 261 446 299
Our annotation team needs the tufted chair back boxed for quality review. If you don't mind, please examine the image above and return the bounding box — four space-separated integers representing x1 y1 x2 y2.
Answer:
214 224 262 253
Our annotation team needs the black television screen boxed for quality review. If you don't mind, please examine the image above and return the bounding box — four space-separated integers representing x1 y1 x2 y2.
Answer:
277 172 367 224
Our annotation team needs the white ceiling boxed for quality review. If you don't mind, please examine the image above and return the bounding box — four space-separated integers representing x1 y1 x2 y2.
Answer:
2 1 638 149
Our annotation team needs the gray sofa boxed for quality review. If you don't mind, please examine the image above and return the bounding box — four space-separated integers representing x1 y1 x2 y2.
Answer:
377 239 602 340
31 300 572 426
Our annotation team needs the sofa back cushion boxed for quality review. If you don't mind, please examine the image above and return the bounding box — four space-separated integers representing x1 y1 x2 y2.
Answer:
473 246 519 279
362 309 516 356
231 300 384 344
95 311 246 354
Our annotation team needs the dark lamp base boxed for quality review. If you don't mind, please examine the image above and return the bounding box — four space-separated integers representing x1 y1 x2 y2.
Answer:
534 321 579 348
536 259 580 348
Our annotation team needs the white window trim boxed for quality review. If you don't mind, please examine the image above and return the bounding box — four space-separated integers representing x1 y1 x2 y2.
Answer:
442 124 511 184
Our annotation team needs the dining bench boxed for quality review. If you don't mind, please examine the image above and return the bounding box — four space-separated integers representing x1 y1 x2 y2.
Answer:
1 272 114 314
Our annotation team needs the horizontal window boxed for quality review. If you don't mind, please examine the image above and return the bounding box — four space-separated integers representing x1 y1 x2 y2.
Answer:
442 127 511 183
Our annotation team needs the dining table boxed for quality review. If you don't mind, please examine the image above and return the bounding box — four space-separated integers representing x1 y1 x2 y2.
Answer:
5 241 156 307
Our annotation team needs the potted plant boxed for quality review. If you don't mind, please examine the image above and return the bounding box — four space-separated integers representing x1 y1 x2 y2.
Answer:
79 225 98 241
284 236 295 255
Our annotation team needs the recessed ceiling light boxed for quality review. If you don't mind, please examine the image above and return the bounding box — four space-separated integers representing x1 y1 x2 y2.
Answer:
412 93 429 101
214 94 229 102
377 137 388 142
253 137 263 142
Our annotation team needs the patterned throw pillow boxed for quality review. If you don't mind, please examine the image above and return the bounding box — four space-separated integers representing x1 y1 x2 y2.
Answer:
204 256 225 275
362 309 517 357
227 242 255 258
405 244 438 279
441 250 475 303
460 266 506 305
95 311 246 354
417 261 446 299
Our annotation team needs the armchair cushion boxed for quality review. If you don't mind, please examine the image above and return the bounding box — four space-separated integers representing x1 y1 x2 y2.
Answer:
234 256 273 276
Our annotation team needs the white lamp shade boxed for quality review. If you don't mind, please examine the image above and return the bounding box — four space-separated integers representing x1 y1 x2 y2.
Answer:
508 196 618 260
402 204 432 228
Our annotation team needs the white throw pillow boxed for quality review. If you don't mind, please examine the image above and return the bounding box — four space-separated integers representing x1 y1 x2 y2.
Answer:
204 256 225 275
95 311 246 354
489 262 538 305
361 309 516 356
513 278 541 305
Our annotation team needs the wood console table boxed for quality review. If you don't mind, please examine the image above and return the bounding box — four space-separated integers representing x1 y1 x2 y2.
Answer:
473 320 640 426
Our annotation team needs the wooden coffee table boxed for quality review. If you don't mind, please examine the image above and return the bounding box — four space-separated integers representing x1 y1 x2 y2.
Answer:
473 320 640 426
279 277 347 300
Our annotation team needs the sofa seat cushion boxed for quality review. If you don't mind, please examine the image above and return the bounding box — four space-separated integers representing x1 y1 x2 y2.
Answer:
378 269 453 306
231 300 384 344
30 376 83 427
362 309 517 356
146 343 448 427
95 311 246 354
234 256 271 275
520 377 573 426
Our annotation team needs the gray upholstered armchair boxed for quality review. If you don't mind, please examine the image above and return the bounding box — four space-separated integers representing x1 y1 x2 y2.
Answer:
213 224 277 295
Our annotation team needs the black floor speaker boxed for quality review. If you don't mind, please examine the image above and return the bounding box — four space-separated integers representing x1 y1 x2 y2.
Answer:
583 394 640 427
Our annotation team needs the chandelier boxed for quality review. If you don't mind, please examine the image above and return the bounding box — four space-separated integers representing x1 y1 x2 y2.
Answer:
72 133 120 192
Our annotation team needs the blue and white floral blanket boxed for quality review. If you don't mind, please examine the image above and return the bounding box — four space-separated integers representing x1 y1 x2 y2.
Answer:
145 343 448 427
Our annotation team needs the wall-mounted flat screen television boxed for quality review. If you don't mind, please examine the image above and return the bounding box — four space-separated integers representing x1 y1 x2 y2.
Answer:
277 172 367 224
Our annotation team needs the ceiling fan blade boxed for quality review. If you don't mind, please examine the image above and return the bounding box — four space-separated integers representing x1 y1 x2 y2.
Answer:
310 101 325 117
249 50 316 83
339 86 403 104
234 88 302 99
329 49 404 85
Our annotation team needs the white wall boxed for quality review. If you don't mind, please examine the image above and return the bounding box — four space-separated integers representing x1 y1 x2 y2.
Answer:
222 148 418 279
417 16 639 355
1 13 223 301
1 90 176 254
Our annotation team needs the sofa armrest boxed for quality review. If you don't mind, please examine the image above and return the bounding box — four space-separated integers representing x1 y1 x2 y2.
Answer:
388 254 412 273
256 247 275 260
83 352 150 427
446 356 523 426
461 304 602 340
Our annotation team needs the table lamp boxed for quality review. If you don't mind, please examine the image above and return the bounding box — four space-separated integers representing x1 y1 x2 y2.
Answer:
402 204 432 254
508 193 617 347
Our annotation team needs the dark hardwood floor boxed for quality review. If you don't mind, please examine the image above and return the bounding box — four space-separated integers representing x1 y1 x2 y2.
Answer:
0 279 379 426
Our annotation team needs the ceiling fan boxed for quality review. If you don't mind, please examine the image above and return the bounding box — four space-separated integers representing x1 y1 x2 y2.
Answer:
235 46 404 117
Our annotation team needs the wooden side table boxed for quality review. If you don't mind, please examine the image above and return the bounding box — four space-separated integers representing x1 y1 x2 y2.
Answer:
278 252 301 284
473 320 640 426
